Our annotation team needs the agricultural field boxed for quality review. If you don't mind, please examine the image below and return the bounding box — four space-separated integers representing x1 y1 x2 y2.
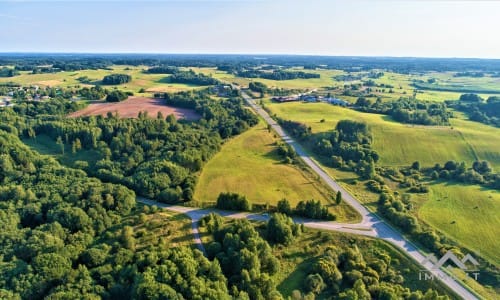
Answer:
68 96 200 120
194 120 359 222
419 183 500 265
261 98 500 274
0 65 204 96
263 101 500 169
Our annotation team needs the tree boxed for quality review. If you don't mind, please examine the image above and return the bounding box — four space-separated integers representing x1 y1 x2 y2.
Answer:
102 74 132 85
56 136 64 154
336 191 342 205
277 198 292 215
266 213 296 245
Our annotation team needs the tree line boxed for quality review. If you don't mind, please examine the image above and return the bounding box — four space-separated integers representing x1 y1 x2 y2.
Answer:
237 69 320 81
355 97 450 126
448 94 500 127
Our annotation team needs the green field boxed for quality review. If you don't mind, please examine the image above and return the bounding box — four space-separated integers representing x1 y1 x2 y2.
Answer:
264 101 500 170
194 120 359 222
0 65 204 97
420 183 500 265
263 100 500 275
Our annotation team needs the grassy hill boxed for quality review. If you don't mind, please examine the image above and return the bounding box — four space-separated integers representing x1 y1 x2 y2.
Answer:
419 183 500 265
194 120 360 222
264 101 500 170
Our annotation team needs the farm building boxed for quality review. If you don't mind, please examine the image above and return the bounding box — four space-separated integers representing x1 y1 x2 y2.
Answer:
271 96 299 103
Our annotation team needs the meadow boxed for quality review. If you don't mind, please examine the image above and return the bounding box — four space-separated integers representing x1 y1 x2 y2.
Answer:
0 65 203 96
194 120 359 222
419 183 500 265
262 100 500 274
263 101 500 169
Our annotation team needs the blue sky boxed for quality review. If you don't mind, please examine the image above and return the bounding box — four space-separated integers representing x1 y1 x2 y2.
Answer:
1 0 499 58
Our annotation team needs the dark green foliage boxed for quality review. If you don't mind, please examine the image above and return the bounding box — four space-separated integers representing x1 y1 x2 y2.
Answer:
266 213 301 245
295 200 336 220
248 81 267 94
237 69 320 80
426 160 498 189
356 97 450 125
105 90 129 102
12 97 86 116
276 141 297 163
336 191 342 205
277 118 312 139
0 67 19 77
450 95 500 127
276 198 292 215
168 70 219 85
102 74 131 85
144 66 179 74
306 120 378 178
216 192 251 211
459 93 483 102
199 213 224 233
208 218 280 299
7 89 258 203
304 274 325 294
302 244 448 299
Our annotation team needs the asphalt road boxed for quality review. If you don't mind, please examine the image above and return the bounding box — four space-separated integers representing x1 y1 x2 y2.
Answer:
239 90 478 300
137 91 479 300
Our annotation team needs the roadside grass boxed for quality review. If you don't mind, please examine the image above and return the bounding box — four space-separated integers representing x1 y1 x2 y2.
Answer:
194 120 359 222
419 182 500 266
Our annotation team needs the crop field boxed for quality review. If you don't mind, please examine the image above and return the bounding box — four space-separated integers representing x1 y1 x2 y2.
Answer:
68 96 200 120
194 120 359 222
0 65 204 96
420 183 500 265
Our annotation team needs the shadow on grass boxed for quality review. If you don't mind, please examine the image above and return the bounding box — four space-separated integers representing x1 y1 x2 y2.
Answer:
277 259 311 297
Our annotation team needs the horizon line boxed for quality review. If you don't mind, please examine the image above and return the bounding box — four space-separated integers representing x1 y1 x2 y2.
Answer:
0 51 500 61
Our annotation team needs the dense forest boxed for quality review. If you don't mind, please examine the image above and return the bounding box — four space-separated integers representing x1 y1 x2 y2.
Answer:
199 213 449 299
3 88 257 205
0 97 449 300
